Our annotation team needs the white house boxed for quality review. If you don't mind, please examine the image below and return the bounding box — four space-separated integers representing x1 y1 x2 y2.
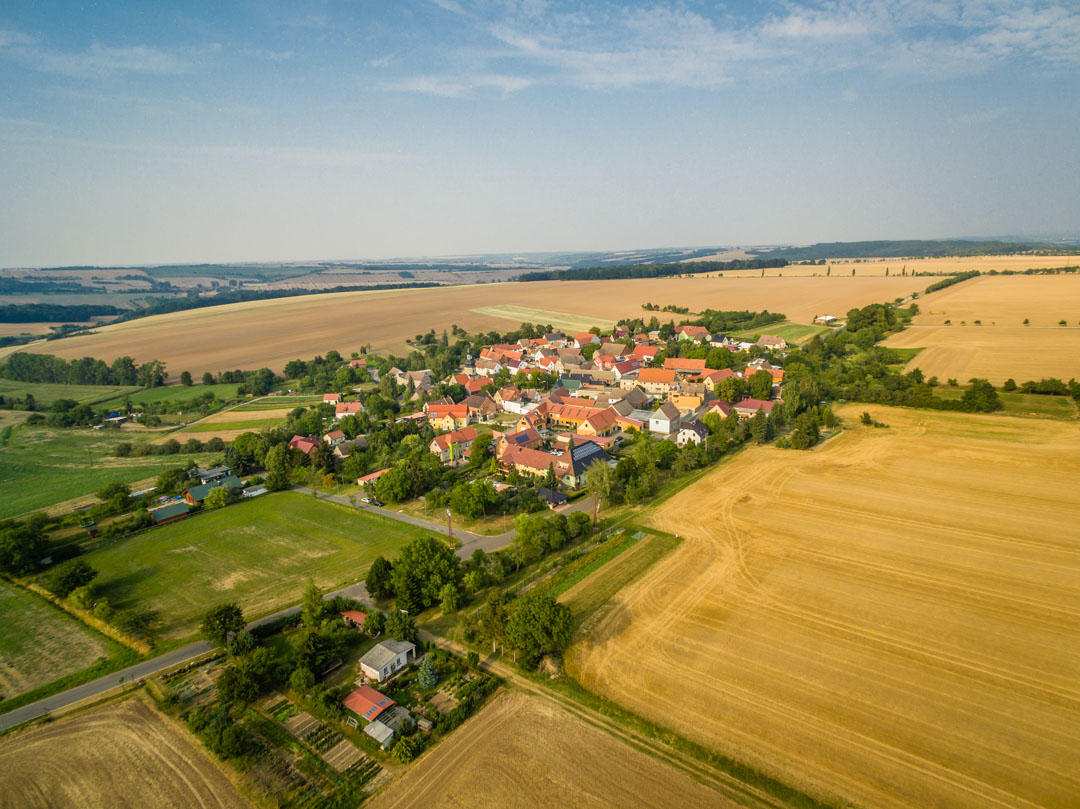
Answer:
649 401 681 435
359 639 416 682
675 420 709 447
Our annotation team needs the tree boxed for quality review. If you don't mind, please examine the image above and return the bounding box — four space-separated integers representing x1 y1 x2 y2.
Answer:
506 591 573 666
301 579 326 628
961 378 1002 412
204 484 238 509
585 460 614 526
392 735 422 764
201 603 245 645
748 370 773 400
476 591 509 652
749 410 769 443
216 646 273 705
365 609 386 636
202 372 215 385
386 610 418 643
289 666 315 693
417 656 439 689
440 582 461 614
860 411 873 425
44 559 98 598
391 535 460 612
180 370 193 386
227 628 255 657
366 556 394 599
113 608 161 640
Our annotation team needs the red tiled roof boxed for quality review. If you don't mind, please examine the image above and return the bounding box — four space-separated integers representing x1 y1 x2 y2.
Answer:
426 404 468 418
335 402 363 415
735 398 775 413
663 357 707 372
323 393 342 402
341 610 366 626
288 435 319 455
357 468 390 484
344 685 395 721
431 426 479 451
638 368 676 384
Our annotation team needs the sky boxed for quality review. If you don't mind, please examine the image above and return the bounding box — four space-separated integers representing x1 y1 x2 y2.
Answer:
0 0 1078 267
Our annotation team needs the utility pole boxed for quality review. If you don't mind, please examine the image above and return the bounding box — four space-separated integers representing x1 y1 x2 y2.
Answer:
446 508 453 542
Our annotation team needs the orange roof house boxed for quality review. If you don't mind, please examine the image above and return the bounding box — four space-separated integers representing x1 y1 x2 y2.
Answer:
663 357 707 374
344 685 395 721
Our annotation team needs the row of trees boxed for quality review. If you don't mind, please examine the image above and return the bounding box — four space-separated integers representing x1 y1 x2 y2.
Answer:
0 352 166 387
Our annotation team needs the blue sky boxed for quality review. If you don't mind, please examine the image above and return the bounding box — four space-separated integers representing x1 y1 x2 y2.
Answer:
1 1 1077 266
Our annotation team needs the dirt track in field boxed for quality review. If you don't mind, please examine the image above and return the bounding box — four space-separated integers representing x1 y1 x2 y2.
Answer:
367 691 730 809
567 405 1080 809
0 699 251 809
884 275 1080 383
24 276 916 378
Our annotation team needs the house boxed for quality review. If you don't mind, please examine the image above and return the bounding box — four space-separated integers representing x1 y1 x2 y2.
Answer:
323 393 342 404
697 368 736 390
543 332 567 346
497 427 543 454
649 401 682 435
335 402 364 420
611 359 641 379
630 345 661 363
663 357 707 375
183 475 243 506
708 400 734 418
429 426 479 465
341 610 367 631
323 430 346 447
349 357 368 368
289 435 319 456
150 501 190 525
755 335 788 350
573 332 600 348
333 435 368 459
578 407 618 437
734 398 775 418
670 392 703 412
195 465 232 484
359 639 416 681
675 325 709 342
344 685 394 721
462 393 498 421
537 487 568 509
675 420 710 447
392 368 433 387
425 403 470 431
357 468 390 486
499 440 612 489
638 368 678 397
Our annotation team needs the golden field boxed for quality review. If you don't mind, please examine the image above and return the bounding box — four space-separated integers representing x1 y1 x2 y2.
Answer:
884 275 1080 383
368 692 729 809
21 276 917 377
567 405 1080 809
0 699 251 809
704 254 1080 277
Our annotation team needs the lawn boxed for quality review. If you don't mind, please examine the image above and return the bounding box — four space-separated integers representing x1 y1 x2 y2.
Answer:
0 579 132 708
934 387 1078 419
0 379 142 408
98 382 242 410
729 321 830 343
188 417 285 432
230 397 321 411
0 424 222 519
87 491 432 640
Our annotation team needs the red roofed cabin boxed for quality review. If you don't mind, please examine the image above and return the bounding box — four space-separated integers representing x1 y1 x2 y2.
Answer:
343 685 395 722
323 392 342 403
341 610 367 630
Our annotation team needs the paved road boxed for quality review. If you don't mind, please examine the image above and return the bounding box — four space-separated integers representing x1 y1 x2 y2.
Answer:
0 582 369 733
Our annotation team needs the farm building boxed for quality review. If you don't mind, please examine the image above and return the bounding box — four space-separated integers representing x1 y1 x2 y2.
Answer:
149 501 190 525
183 475 243 506
359 639 416 682
343 685 394 721
734 398 776 418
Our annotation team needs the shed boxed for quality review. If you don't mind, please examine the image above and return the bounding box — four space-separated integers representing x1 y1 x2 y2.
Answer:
363 720 395 750
343 685 394 721
341 610 367 630
150 501 190 525
359 639 416 681
537 487 568 509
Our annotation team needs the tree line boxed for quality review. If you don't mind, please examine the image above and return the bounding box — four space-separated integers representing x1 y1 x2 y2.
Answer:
516 258 787 282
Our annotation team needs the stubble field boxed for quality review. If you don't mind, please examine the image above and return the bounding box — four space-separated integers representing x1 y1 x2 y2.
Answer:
884 275 1080 383
22 276 917 377
367 691 729 809
0 699 251 809
567 405 1080 809
702 254 1080 277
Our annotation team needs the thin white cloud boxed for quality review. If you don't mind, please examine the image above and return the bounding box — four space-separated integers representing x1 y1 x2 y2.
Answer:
0 28 189 78
387 73 534 98
431 0 466 14
388 0 1080 96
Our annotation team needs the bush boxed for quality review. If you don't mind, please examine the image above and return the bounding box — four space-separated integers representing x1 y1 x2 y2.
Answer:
44 559 98 598
392 735 423 763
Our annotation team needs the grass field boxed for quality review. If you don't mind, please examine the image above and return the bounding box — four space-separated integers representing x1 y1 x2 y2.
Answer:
98 382 242 410
884 275 1080 383
469 304 617 333
0 580 113 701
0 379 142 407
568 405 1080 809
87 492 430 639
729 321 830 343
188 417 284 432
0 424 221 519
0 699 252 809
367 691 726 809
933 387 1078 419
23 276 920 374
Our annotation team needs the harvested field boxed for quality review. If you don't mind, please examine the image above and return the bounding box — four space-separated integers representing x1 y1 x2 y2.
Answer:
705 254 1080 277
568 405 1080 809
195 407 294 423
24 277 917 377
884 275 1080 383
470 304 616 332
367 691 728 809
0 579 111 700
0 699 251 809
